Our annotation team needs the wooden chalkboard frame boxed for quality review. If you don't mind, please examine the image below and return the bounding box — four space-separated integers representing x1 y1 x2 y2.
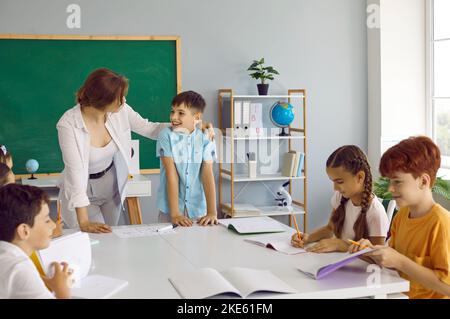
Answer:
0 34 181 178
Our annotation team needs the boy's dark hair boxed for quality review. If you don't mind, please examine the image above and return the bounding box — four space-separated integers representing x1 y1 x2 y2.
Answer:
171 90 206 113
0 163 12 186
0 184 50 242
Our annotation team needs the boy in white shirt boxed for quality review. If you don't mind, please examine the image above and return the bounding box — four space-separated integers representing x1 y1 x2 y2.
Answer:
0 184 72 299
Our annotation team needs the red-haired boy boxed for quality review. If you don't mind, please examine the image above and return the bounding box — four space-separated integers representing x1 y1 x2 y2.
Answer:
350 136 450 298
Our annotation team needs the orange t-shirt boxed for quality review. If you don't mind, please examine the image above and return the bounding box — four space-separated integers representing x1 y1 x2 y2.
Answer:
389 204 450 299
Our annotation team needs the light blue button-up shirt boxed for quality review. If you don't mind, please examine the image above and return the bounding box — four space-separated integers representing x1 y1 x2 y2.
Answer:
157 127 216 218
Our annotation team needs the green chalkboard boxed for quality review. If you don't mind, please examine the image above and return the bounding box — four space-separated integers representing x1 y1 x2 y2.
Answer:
0 36 180 175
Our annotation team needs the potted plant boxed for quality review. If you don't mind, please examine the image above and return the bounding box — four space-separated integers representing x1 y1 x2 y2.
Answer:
247 58 280 95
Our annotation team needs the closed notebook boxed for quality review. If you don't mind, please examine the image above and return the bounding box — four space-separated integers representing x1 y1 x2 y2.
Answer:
37 231 128 299
169 267 297 299
282 152 297 177
291 151 301 177
296 153 305 177
224 203 261 217
296 248 374 279
218 216 286 234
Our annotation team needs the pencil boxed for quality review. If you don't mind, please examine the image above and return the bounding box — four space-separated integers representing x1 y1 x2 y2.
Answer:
347 239 368 249
291 214 302 240
56 201 62 224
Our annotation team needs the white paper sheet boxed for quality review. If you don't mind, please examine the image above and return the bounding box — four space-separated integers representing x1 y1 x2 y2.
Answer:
112 224 176 238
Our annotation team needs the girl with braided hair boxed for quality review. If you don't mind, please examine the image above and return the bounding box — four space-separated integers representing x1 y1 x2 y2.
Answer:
291 145 389 253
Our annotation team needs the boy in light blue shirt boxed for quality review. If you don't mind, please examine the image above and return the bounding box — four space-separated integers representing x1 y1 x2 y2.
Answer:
157 91 218 227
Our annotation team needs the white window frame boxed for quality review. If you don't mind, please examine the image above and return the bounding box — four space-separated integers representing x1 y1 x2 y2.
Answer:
427 0 450 169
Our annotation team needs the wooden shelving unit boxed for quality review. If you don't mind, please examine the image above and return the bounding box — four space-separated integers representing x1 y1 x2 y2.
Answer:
217 89 308 232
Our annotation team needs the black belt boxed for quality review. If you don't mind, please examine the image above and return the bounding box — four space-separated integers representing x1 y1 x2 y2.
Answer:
89 161 114 180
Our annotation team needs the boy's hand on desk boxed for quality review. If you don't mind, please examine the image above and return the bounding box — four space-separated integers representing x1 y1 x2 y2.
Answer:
291 232 309 248
41 262 72 299
79 221 112 233
171 215 193 227
198 214 218 226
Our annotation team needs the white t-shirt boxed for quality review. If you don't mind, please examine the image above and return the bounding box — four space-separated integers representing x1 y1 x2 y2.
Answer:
330 191 389 240
88 140 118 174
0 241 55 299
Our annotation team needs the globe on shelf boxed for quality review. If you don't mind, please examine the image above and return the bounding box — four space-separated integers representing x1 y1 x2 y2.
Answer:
25 159 39 180
270 101 295 136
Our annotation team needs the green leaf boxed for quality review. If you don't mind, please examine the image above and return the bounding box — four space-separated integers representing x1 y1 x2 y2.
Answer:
249 72 262 79
264 66 277 72
259 57 265 64
373 177 392 200
248 62 259 70
433 177 450 201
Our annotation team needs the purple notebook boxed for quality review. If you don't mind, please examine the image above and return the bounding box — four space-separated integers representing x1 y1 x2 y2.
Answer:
297 248 374 280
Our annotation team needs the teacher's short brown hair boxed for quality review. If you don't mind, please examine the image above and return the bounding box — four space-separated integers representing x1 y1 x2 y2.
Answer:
77 68 128 110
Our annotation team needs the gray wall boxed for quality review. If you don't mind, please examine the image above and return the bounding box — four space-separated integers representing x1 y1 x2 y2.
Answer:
0 0 368 230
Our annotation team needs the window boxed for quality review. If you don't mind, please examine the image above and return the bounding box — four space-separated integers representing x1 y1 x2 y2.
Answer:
430 0 450 167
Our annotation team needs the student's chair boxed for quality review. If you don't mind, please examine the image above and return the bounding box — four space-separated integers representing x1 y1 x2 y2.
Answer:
379 198 398 241
380 199 397 224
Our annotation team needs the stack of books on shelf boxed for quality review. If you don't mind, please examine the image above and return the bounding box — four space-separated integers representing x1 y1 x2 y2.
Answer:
282 151 305 177
224 203 261 217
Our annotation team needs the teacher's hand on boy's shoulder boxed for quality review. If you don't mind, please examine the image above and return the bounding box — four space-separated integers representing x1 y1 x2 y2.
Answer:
171 215 193 227
197 213 218 226
79 221 112 233
201 122 215 141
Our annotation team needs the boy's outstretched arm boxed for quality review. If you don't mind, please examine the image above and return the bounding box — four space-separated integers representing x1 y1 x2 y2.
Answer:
198 161 218 226
161 157 192 227
400 256 450 296
366 246 450 296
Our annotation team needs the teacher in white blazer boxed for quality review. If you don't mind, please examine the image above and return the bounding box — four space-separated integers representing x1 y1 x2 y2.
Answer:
57 68 212 233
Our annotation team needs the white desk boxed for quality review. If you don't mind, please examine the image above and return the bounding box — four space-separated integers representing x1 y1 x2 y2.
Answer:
21 175 151 224
87 221 409 299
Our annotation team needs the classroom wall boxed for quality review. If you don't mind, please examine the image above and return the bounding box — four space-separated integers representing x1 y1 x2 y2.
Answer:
0 0 368 230
367 0 427 174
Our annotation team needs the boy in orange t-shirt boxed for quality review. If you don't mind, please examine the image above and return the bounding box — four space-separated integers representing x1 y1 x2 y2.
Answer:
350 136 450 298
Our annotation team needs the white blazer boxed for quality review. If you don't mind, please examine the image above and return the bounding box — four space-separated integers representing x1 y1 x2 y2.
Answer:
57 103 167 226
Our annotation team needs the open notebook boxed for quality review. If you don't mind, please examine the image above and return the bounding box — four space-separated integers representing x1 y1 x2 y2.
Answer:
218 216 286 234
169 267 297 299
244 233 308 255
296 248 374 279
37 232 128 299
